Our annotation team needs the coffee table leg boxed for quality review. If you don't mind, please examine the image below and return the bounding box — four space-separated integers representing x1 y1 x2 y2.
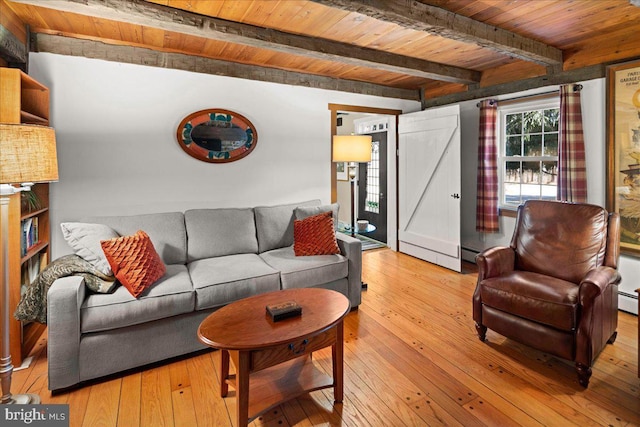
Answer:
220 349 229 397
235 351 251 427
332 320 344 403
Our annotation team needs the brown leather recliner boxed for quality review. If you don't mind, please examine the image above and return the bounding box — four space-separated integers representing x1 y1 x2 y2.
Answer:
473 200 621 387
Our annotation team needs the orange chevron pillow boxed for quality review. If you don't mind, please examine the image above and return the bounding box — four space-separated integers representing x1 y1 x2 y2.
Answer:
101 230 166 298
293 212 340 256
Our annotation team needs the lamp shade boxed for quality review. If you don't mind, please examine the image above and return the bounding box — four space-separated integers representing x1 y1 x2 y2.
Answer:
0 124 58 185
332 135 372 162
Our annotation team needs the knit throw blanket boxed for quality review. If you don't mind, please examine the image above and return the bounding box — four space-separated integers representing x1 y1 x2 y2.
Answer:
15 254 116 324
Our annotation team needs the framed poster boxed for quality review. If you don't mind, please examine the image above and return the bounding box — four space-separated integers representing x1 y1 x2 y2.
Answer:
336 162 348 181
607 59 640 256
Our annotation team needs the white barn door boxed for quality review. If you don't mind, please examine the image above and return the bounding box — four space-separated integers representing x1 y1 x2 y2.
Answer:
398 105 461 272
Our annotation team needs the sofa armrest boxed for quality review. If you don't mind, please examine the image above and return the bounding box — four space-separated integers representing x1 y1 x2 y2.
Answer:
336 233 362 307
47 276 85 391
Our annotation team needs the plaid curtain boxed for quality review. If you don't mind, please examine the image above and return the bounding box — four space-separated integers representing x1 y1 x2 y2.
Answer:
557 84 587 202
476 100 499 233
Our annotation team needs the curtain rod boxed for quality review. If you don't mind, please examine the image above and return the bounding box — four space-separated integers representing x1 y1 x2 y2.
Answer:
476 84 583 108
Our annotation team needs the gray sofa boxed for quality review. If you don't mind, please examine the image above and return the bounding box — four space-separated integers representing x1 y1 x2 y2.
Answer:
47 200 362 391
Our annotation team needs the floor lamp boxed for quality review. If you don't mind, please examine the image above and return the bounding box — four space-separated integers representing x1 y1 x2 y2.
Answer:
1 124 58 405
332 135 372 237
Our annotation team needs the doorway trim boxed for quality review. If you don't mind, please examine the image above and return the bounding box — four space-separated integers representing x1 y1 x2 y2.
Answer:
328 103 402 249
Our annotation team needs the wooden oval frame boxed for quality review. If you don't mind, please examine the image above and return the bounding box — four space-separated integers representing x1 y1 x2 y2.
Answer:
176 109 258 163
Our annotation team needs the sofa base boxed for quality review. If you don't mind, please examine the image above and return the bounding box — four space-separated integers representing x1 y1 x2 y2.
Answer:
50 308 216 391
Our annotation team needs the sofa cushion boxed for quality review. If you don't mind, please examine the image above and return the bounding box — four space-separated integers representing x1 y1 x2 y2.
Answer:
60 222 119 276
293 212 340 256
80 264 194 333
85 212 187 265
260 246 348 289
101 230 166 298
189 253 280 310
479 270 579 331
254 200 320 253
294 203 339 230
185 208 258 262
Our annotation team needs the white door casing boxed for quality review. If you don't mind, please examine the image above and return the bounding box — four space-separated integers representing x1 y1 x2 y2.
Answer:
398 105 461 272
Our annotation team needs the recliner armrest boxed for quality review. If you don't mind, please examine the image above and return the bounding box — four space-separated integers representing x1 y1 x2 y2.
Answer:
578 266 621 303
475 246 515 280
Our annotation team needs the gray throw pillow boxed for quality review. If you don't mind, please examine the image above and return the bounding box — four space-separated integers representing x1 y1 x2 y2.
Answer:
60 222 119 276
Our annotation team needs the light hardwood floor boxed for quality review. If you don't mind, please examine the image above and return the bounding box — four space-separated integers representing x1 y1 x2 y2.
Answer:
13 248 640 426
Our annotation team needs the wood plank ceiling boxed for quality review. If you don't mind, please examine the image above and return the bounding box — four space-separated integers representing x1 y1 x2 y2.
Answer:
2 0 640 105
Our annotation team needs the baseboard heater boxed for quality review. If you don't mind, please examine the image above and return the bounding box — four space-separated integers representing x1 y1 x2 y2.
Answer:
619 290 638 300
461 246 480 263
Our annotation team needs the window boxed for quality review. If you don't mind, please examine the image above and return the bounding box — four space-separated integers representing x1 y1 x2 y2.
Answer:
498 98 560 208
365 139 380 213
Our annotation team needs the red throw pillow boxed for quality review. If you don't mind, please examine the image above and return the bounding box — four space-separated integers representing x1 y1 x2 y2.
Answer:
293 212 340 256
100 230 166 298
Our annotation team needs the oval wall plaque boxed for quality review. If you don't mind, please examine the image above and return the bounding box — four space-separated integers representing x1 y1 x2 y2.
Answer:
176 109 258 163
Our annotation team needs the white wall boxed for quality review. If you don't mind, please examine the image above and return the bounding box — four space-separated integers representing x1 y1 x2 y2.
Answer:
30 53 637 312
28 53 420 258
458 78 639 313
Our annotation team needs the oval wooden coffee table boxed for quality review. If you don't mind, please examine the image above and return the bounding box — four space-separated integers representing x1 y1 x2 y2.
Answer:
197 288 350 427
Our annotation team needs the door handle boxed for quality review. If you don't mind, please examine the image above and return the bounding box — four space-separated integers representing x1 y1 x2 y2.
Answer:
379 192 384 199
451 193 460 199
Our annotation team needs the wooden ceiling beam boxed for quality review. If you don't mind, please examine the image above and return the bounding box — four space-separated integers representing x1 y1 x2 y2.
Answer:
32 33 420 100
311 0 564 66
421 64 604 109
10 0 480 84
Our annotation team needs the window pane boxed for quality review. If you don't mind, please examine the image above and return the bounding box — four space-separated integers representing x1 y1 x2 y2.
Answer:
523 110 543 133
541 161 557 185
541 185 556 200
506 136 522 156
505 161 521 183
522 161 541 184
504 161 521 204
544 109 559 132
506 113 522 135
521 162 541 202
524 134 542 156
543 133 558 156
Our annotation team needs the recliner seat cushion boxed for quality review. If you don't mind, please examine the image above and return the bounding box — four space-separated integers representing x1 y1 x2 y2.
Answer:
189 253 280 310
479 270 579 331
260 246 348 289
81 264 194 333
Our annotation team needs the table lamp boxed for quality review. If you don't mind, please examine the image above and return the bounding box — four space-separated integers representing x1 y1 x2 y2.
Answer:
332 135 372 237
1 124 58 405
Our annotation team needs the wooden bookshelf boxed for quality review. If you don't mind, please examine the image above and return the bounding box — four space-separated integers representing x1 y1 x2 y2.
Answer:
0 68 51 366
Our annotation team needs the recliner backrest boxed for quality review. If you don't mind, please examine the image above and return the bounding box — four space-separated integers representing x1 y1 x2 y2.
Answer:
510 200 609 284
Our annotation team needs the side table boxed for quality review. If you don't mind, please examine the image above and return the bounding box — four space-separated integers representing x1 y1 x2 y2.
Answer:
197 288 350 427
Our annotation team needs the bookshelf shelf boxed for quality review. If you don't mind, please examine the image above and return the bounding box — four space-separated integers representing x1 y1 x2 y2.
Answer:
21 207 48 221
20 241 49 265
1 68 51 366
